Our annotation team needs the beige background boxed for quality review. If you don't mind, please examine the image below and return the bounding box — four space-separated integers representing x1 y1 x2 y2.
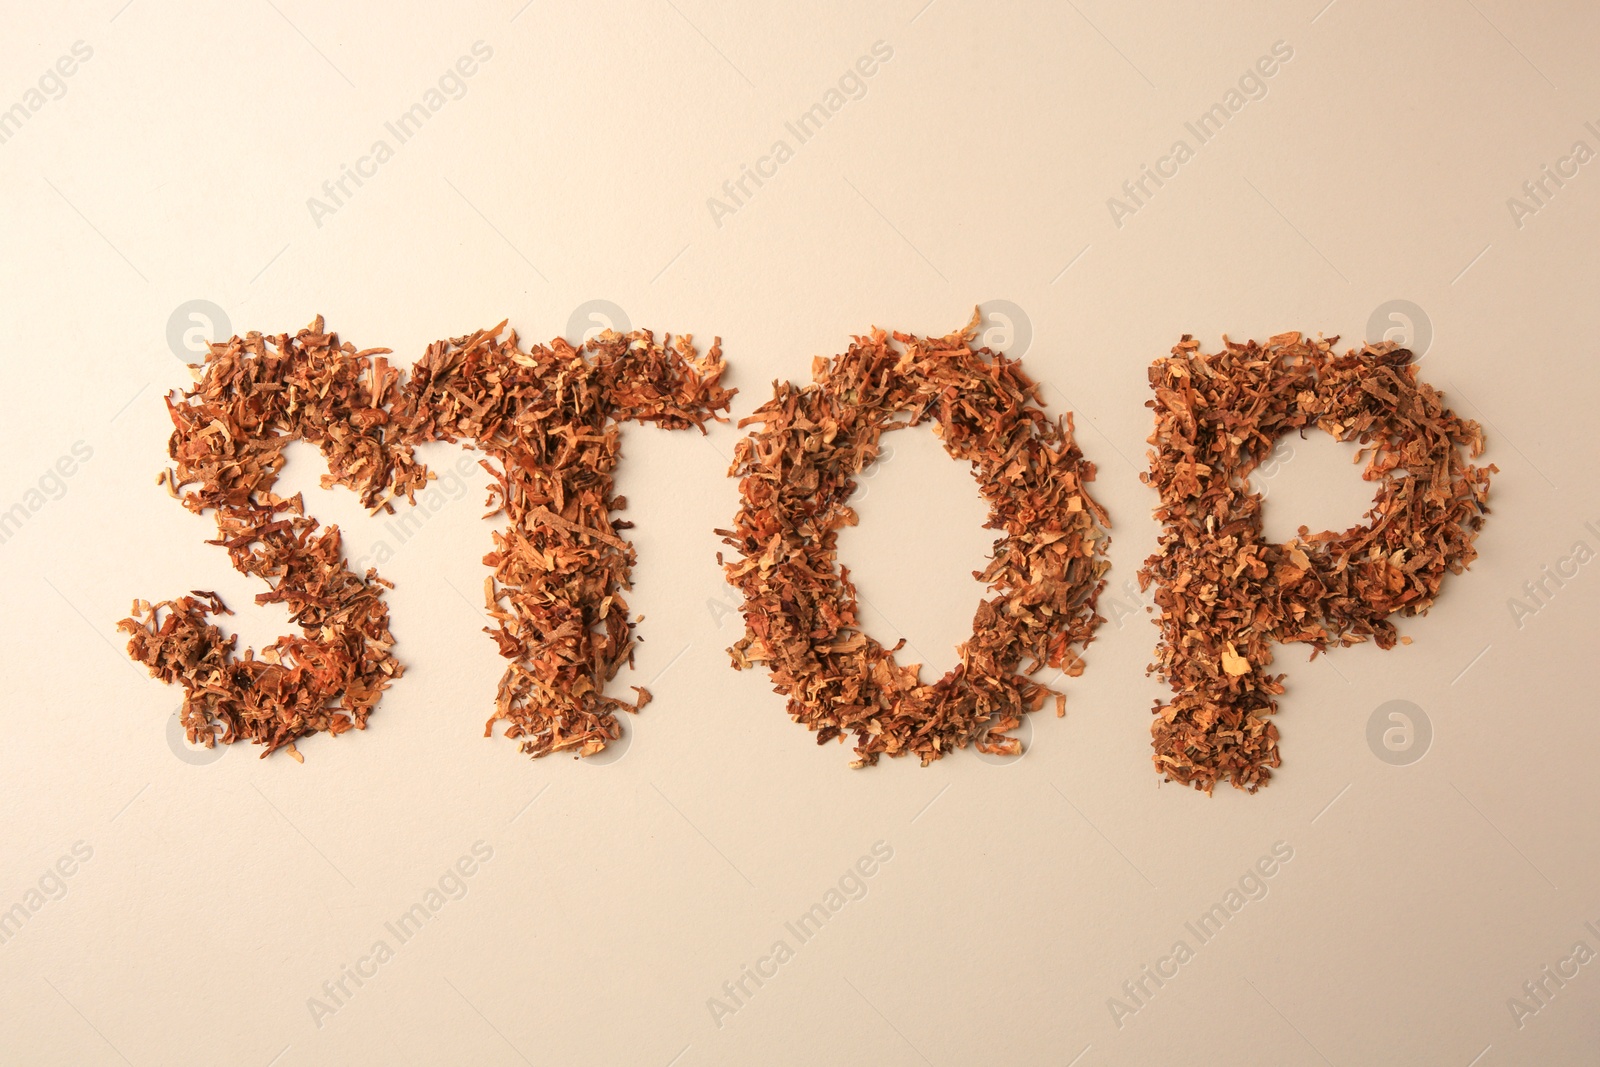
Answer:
1 0 1597 1063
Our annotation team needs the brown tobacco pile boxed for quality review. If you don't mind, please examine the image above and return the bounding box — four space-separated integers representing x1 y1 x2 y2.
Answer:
1138 332 1495 792
121 318 425 761
720 312 1110 766
123 316 732 761
396 322 732 758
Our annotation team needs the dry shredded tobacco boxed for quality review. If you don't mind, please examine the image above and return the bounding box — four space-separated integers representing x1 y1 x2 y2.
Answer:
395 321 733 758
120 318 424 761
719 311 1111 766
122 316 732 761
1137 332 1496 793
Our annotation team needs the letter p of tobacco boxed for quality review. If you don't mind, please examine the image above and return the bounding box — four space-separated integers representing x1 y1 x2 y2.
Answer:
1137 332 1494 793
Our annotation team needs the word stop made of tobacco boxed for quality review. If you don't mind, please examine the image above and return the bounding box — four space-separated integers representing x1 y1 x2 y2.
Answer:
120 314 1493 792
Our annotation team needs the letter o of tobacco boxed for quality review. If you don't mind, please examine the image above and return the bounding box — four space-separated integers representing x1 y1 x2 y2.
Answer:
718 312 1111 766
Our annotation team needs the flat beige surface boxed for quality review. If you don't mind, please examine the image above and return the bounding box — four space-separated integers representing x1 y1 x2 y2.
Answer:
2 1 1597 1064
